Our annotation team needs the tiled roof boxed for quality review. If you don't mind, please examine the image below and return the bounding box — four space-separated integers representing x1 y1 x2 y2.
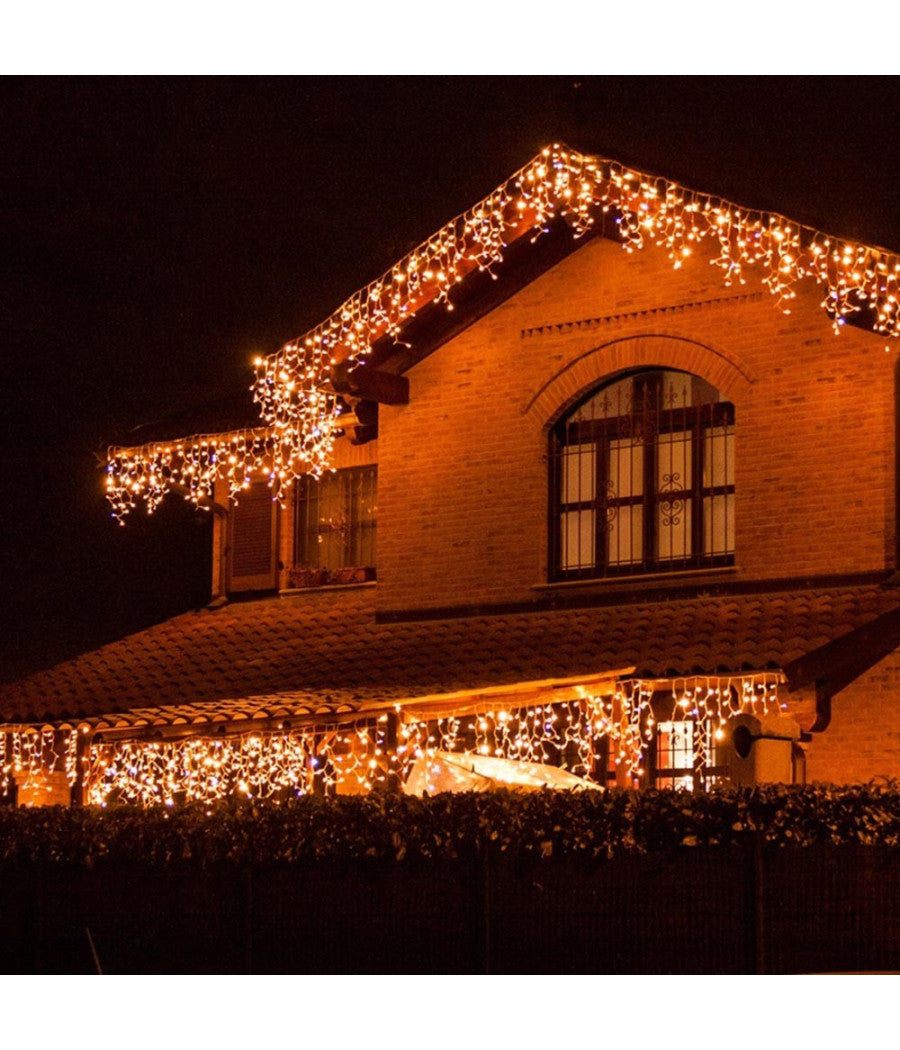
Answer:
83 694 366 731
2 582 900 725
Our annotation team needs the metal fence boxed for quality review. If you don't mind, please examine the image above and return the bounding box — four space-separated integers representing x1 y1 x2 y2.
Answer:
1 845 897 974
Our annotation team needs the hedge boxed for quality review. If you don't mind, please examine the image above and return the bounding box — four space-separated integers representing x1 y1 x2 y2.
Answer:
0 784 898 867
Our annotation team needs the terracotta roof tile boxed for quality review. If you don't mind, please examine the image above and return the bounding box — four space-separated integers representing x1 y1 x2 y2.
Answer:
3 582 900 725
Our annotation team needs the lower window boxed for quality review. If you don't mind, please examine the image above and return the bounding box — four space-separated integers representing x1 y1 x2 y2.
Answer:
650 717 728 790
293 466 377 582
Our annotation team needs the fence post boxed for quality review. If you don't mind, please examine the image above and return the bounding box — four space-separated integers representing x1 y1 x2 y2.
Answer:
33 862 43 974
471 846 492 974
744 832 765 973
245 867 254 975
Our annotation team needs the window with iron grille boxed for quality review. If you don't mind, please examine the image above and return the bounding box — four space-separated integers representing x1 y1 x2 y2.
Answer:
293 466 377 575
550 369 735 579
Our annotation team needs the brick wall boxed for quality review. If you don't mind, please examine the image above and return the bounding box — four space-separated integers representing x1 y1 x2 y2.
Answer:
375 234 894 613
806 653 900 783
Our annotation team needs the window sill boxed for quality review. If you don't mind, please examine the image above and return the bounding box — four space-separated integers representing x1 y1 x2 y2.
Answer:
280 580 377 597
534 565 740 594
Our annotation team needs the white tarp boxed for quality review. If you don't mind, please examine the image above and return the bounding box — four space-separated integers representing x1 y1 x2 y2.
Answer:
403 750 600 796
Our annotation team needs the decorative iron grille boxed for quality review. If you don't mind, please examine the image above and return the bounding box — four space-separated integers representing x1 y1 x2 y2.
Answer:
550 369 735 579
294 465 377 573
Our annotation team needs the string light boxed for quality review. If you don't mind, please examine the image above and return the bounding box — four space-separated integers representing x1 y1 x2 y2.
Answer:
88 731 316 806
0 728 80 798
104 419 345 521
667 674 783 782
86 720 388 806
401 672 784 792
105 145 900 520
0 675 793 805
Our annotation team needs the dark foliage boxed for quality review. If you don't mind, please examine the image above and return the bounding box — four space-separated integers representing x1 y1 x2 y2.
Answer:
1 784 898 868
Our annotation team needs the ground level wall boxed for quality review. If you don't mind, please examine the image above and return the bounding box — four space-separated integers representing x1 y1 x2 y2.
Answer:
807 650 900 784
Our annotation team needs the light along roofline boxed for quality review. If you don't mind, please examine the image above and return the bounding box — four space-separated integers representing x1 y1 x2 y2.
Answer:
1 668 795 737
1 668 787 801
106 143 900 522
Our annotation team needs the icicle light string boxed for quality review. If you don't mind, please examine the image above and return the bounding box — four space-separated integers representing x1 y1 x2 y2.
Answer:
669 674 783 782
403 673 784 787
0 728 81 797
106 145 900 520
400 699 602 781
1 674 788 804
88 731 317 806
86 721 385 806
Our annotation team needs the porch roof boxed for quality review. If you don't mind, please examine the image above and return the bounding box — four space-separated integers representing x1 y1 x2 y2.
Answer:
3 579 900 727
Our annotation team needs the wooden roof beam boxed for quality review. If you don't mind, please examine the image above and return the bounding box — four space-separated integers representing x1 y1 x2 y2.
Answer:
331 361 409 404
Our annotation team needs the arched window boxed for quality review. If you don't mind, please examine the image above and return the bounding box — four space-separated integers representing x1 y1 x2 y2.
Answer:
550 368 735 579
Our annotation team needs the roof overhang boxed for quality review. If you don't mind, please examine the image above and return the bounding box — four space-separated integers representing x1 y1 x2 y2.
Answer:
783 602 900 731
106 144 900 522
0 666 803 741
5 669 636 741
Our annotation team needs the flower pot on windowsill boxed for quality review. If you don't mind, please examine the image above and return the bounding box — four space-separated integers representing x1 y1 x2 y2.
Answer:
327 566 376 585
288 565 376 588
288 567 331 589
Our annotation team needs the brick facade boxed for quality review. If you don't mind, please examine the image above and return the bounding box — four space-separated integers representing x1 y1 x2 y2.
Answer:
221 230 900 786
805 652 900 783
372 235 894 613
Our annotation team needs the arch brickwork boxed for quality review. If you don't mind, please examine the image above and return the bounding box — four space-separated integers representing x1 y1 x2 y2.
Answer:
524 333 756 429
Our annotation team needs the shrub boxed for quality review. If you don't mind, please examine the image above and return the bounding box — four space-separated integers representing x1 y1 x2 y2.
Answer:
0 784 898 868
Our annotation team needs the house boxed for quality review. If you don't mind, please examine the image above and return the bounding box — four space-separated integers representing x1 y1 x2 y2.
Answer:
3 144 900 806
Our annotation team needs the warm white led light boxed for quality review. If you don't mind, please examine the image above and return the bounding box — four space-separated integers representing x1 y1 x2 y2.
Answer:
106 145 899 521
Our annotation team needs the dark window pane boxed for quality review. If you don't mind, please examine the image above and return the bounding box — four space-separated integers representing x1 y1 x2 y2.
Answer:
552 368 734 579
295 466 377 570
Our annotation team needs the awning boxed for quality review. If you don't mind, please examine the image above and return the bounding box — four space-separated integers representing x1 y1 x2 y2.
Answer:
403 750 600 795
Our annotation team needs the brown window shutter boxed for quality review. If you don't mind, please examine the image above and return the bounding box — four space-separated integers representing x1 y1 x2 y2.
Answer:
228 480 278 592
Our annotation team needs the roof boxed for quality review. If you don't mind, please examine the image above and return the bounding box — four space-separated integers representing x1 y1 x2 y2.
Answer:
3 581 900 727
269 145 900 373
107 145 900 521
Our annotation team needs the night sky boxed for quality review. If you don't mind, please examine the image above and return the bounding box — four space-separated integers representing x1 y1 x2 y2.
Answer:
2 76 898 683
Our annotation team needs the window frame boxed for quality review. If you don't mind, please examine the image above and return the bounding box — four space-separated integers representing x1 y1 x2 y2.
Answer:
293 465 377 577
549 369 735 581
647 703 730 791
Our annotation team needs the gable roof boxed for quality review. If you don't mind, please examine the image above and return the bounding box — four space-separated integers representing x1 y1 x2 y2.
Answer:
116 217 601 448
267 144 900 376
106 144 900 520
4 582 899 727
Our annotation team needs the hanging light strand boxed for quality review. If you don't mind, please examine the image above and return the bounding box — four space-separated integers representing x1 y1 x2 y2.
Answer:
85 720 389 806
400 672 785 789
3 673 787 804
107 144 900 520
0 728 80 798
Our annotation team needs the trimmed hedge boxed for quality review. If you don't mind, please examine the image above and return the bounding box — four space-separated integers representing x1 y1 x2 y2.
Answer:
1 784 898 867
